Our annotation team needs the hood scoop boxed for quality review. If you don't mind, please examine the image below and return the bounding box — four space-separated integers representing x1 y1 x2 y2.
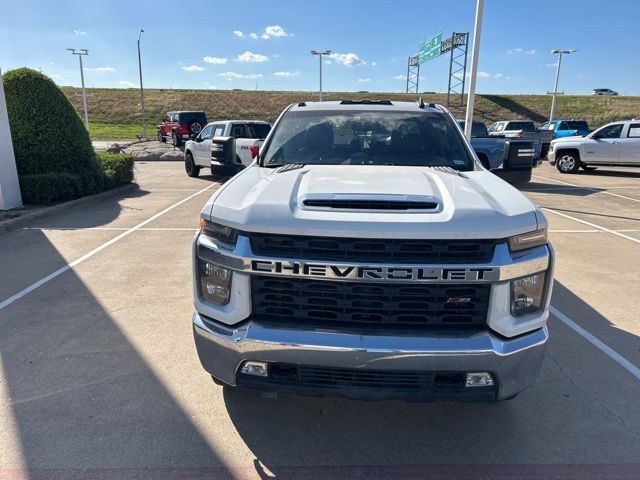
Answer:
301 195 440 212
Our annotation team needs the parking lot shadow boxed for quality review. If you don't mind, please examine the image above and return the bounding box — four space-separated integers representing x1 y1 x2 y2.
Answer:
519 181 603 197
224 279 640 478
0 230 232 479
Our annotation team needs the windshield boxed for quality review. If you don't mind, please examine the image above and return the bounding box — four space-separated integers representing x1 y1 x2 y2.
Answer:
247 123 271 139
262 110 473 170
565 121 589 130
179 112 207 124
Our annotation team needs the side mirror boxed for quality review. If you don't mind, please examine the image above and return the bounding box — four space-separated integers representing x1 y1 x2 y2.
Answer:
191 134 198 141
211 136 236 165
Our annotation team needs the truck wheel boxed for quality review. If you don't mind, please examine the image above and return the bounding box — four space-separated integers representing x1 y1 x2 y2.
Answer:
157 130 165 143
185 152 200 178
172 131 182 147
556 152 580 174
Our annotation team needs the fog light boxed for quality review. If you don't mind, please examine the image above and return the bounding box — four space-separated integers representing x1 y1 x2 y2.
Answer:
466 372 494 387
198 261 232 305
241 361 269 377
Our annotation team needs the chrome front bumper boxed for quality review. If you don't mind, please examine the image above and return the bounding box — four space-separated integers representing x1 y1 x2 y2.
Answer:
193 312 548 401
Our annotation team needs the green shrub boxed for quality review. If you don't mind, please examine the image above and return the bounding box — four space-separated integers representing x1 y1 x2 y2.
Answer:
97 152 135 190
19 173 83 205
3 68 104 202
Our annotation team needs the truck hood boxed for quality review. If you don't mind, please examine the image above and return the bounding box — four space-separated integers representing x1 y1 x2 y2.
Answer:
203 165 539 239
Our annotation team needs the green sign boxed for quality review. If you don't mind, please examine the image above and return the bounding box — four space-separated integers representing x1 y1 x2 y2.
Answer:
419 33 442 64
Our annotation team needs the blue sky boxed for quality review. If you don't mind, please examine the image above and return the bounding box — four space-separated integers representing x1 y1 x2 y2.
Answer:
1 0 638 95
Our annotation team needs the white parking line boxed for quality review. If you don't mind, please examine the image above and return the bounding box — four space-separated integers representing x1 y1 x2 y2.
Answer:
533 175 640 204
542 207 640 245
0 184 215 312
551 306 640 381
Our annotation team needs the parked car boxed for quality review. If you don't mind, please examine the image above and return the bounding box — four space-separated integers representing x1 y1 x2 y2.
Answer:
192 99 555 402
538 120 592 140
183 120 271 177
158 111 208 147
592 88 618 96
548 120 640 173
458 120 540 173
487 120 552 158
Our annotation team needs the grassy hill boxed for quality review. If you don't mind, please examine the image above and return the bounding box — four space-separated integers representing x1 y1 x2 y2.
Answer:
60 87 640 140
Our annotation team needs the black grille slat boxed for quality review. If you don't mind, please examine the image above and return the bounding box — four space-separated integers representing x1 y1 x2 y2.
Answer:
252 277 490 330
298 366 433 390
249 234 499 264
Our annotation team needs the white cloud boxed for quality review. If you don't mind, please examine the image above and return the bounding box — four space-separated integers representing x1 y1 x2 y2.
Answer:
394 75 406 80
73 30 88 35
203 56 228 64
233 30 244 37
272 54 280 58
324 60 332 65
371 62 378 67
237 51 269 63
249 33 258 39
357 78 371 83
220 71 263 79
182 65 205 72
546 62 559 67
477 71 491 78
507 47 536 55
329 52 365 67
261 25 290 39
493 73 504 78
86 67 115 72
118 80 136 87
274 71 300 77
526 49 536 55
49 74 63 79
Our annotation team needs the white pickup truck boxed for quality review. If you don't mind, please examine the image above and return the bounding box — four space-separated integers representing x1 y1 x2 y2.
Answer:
184 120 271 177
192 100 555 403
548 120 640 173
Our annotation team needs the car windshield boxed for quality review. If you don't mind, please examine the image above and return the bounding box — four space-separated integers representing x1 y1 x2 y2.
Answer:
507 121 535 132
262 110 473 170
565 121 589 130
247 123 271 139
179 112 207 123
458 121 488 137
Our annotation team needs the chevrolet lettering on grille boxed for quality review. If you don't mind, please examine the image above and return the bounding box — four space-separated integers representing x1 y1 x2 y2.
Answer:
250 260 499 282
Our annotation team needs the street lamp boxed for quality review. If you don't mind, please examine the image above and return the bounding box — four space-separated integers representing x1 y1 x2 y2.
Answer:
137 29 147 139
310 50 331 101
67 48 90 130
548 49 577 122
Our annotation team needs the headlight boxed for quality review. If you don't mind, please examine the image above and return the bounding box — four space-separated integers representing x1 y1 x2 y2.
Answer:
511 272 546 317
508 227 547 252
199 218 238 245
198 260 232 305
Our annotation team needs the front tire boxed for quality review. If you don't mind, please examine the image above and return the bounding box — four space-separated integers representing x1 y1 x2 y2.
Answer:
157 130 165 143
172 131 182 147
556 151 581 174
185 152 200 178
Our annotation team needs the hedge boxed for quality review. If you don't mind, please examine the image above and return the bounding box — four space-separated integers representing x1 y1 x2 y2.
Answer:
97 153 135 190
4 68 104 198
19 173 83 205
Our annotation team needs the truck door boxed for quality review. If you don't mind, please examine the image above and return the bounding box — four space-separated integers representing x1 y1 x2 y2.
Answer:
582 123 623 164
193 124 214 166
619 123 640 165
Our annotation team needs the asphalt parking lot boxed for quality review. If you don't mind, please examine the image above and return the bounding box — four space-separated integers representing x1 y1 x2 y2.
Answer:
1 161 639 479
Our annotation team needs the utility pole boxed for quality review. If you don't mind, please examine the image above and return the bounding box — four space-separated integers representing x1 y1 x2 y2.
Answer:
548 49 577 121
311 50 331 101
0 67 23 209
137 29 147 139
464 0 484 140
67 48 90 130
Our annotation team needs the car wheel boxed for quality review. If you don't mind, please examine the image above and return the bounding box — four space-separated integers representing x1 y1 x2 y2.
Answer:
157 130 165 143
172 131 181 147
556 152 581 174
185 152 200 178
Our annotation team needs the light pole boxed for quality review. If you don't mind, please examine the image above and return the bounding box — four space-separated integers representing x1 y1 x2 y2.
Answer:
464 0 484 140
67 48 90 130
548 49 577 122
137 29 147 139
311 50 331 101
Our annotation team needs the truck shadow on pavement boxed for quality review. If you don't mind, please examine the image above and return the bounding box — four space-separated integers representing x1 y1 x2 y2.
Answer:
223 280 640 479
0 217 231 478
519 181 603 197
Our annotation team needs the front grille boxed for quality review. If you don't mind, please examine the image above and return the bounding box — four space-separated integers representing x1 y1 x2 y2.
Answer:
249 233 500 264
251 277 490 330
303 199 438 210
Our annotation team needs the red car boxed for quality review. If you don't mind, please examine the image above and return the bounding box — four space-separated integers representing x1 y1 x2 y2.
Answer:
157 111 208 146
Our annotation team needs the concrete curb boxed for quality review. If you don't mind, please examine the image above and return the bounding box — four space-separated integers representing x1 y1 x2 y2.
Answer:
0 184 138 233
